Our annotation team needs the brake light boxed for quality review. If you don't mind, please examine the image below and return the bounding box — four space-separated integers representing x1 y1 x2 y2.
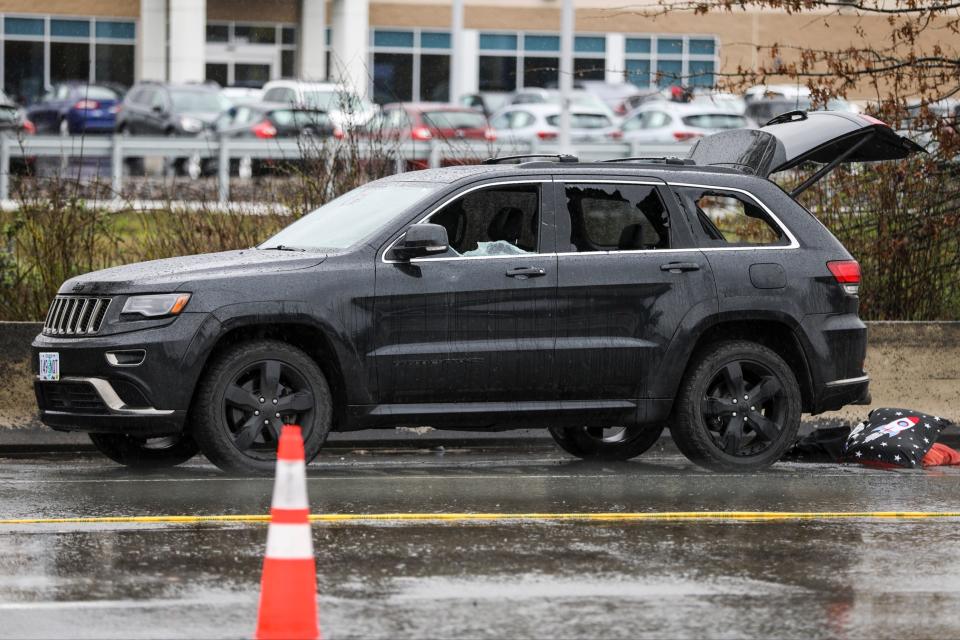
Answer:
333 127 344 140
827 260 861 295
673 131 703 141
484 128 497 141
411 126 433 141
537 130 557 140
22 119 35 135
73 100 99 110
608 129 623 140
861 114 889 127
252 119 277 139
109 104 122 114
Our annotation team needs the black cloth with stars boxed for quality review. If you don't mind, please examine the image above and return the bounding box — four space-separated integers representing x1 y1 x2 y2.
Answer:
841 407 953 468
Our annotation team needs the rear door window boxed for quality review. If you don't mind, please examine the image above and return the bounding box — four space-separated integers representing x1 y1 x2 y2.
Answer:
672 187 788 247
564 183 671 252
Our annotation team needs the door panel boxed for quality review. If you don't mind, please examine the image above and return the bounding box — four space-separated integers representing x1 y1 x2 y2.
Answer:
373 180 558 404
554 180 717 400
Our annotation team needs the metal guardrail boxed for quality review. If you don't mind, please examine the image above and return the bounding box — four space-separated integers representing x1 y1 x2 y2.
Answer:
0 134 693 203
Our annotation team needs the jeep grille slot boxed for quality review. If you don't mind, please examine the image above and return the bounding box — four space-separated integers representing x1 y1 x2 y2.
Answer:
43 296 111 336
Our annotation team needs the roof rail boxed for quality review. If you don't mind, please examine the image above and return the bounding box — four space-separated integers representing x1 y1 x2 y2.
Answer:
765 110 807 126
482 153 579 165
599 156 695 166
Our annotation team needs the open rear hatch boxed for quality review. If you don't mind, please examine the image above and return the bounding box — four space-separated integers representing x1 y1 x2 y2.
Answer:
688 111 925 195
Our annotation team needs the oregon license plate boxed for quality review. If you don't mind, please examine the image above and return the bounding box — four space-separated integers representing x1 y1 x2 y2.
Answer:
38 352 60 381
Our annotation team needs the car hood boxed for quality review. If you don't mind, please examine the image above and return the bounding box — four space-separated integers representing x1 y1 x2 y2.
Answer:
60 249 326 295
689 110 925 178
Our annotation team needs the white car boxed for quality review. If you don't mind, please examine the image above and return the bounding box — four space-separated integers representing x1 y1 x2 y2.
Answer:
619 102 750 144
489 103 621 144
507 88 617 120
260 80 376 129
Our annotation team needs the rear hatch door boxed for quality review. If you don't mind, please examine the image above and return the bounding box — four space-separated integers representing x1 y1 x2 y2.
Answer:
688 110 925 193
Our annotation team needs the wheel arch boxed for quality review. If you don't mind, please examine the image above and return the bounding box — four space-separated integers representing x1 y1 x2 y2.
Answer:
657 313 815 413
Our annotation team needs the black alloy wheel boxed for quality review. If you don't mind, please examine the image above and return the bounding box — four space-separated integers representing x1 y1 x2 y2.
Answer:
192 340 332 474
223 359 316 455
671 340 801 472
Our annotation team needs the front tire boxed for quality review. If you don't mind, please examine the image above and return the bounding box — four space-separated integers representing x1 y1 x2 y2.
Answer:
89 432 199 469
671 340 801 472
191 340 332 474
549 425 663 461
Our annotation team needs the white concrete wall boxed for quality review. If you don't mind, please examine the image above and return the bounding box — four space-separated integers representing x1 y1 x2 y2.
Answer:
298 0 327 80
138 0 168 81
458 29 479 96
330 0 370 97
605 33 625 84
168 0 206 83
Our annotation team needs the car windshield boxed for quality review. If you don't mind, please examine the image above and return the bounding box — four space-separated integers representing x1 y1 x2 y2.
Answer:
170 90 224 112
259 181 442 250
422 110 487 130
546 113 612 129
302 90 363 112
682 113 748 129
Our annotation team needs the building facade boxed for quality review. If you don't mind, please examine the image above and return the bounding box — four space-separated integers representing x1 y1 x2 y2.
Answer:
0 0 934 104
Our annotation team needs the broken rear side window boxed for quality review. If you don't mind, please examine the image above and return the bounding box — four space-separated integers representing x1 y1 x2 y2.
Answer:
672 187 788 247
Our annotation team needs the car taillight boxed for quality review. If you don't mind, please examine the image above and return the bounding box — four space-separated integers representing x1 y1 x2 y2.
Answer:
411 126 433 141
608 129 623 140
827 260 861 295
333 127 345 140
73 100 99 110
673 131 703 141
537 130 557 140
22 119 35 135
252 119 277 139
109 104 122 114
484 128 497 141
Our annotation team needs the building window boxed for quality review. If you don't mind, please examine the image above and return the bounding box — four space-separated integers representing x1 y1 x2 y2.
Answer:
479 30 609 92
625 35 718 89
205 21 297 86
0 15 136 103
370 28 451 104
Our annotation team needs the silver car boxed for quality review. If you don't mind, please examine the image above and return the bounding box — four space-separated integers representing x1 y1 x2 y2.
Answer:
619 102 750 144
490 103 621 144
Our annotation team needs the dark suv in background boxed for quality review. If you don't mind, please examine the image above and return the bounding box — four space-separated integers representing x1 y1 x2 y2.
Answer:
32 111 922 474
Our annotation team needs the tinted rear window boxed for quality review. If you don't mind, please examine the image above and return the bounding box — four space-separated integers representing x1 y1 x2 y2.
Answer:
546 113 612 129
682 113 747 129
79 86 120 101
422 110 487 130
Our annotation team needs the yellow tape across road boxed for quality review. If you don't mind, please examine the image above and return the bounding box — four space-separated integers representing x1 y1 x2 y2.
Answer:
2 511 960 525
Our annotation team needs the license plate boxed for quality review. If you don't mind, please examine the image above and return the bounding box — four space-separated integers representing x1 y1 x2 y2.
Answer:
38 352 60 381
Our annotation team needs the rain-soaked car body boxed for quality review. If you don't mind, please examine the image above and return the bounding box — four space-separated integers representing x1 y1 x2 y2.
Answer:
32 111 923 473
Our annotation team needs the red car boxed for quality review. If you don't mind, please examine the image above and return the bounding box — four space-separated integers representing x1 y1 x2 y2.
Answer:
362 102 496 168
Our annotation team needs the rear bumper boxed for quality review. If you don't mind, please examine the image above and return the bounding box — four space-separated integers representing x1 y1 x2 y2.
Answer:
798 312 869 413
818 375 871 411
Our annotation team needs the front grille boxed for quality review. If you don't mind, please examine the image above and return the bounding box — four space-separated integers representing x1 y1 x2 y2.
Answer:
43 296 111 336
37 381 108 414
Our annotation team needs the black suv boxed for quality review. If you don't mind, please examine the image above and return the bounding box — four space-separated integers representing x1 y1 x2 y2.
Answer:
32 112 923 474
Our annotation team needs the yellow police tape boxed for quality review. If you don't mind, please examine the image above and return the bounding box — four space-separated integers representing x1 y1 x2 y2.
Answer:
2 511 960 525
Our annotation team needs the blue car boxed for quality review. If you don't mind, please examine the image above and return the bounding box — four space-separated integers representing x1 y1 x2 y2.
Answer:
26 83 122 135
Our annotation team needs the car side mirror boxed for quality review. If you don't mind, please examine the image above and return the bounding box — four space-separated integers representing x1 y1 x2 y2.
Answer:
392 223 449 261
152 104 165 114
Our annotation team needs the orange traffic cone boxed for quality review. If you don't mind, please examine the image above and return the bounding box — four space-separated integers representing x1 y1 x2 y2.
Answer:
255 425 320 640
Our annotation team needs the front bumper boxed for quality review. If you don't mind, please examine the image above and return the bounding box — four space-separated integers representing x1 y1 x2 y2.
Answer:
31 313 208 435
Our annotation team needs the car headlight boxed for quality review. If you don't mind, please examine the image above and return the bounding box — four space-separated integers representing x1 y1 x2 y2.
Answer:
121 294 191 318
179 116 204 133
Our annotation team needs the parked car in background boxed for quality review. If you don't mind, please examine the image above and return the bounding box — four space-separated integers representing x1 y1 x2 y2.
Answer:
507 88 617 120
745 97 859 126
578 80 648 116
216 103 334 140
743 84 812 103
0 90 34 135
365 102 495 142
219 85 264 105
459 91 511 118
490 103 620 144
620 102 750 144
27 83 121 135
118 82 229 177
260 80 376 130
689 91 747 115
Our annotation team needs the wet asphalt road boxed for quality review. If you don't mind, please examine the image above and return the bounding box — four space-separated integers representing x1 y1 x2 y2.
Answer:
2 443 960 639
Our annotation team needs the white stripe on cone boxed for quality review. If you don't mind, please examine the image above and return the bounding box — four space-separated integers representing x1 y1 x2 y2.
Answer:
270 460 309 509
265 523 315 559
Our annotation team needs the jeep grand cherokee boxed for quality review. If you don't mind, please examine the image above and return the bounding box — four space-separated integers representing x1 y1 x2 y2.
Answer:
32 111 923 473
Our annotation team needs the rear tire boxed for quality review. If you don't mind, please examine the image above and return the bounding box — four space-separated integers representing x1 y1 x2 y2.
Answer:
549 425 663 461
89 432 199 469
670 340 801 472
191 340 332 475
